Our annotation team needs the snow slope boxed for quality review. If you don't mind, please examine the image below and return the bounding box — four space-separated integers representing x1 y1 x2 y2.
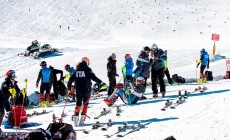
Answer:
1 0 230 140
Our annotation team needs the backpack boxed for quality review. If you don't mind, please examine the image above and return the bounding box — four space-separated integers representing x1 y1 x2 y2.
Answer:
24 128 52 140
46 122 76 140
12 106 27 126
205 70 213 81
172 74 178 83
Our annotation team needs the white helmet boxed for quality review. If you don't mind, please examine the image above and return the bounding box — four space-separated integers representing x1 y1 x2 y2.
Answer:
151 43 158 50
136 76 145 84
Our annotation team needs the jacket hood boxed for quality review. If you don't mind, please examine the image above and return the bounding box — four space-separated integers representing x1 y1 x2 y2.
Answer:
108 56 117 63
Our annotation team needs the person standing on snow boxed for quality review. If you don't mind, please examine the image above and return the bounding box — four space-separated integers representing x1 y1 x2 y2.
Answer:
49 66 63 103
135 46 151 87
0 70 20 127
36 61 52 107
150 44 167 98
197 48 210 81
64 64 76 101
68 57 105 126
107 53 119 97
122 54 134 83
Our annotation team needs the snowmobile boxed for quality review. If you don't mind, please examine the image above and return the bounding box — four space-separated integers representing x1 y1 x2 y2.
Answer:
17 40 40 56
32 44 59 59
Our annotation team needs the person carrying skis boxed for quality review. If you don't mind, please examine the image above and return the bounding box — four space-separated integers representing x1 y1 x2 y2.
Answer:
0 70 20 127
36 61 52 107
135 46 151 88
49 66 63 103
150 44 167 98
107 53 119 97
64 64 76 101
122 54 134 82
68 57 105 126
103 76 146 107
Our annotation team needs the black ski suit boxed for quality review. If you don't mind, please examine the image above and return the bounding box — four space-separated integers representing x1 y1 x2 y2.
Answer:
0 78 20 112
107 56 118 96
68 62 102 107
50 68 63 100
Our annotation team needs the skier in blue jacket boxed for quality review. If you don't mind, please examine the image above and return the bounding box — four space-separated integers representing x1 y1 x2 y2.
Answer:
36 61 52 107
197 48 210 80
122 54 134 82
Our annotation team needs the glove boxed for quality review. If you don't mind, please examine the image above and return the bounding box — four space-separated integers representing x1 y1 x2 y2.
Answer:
36 83 38 88
196 65 199 68
67 89 71 94
100 82 106 87
207 65 209 69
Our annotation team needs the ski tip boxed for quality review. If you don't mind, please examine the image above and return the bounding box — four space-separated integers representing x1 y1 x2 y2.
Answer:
101 128 107 131
117 134 124 137
83 131 89 134
104 135 111 138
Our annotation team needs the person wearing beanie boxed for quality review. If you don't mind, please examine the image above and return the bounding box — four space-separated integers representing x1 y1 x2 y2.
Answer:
107 53 119 96
150 43 167 98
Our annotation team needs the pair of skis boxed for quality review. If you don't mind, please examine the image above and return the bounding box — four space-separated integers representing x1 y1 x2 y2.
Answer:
188 86 208 94
94 108 112 119
104 122 135 138
93 106 122 119
161 90 188 110
83 119 114 134
116 122 151 137
26 109 53 117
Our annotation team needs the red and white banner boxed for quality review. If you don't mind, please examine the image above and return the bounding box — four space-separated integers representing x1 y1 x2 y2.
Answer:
211 34 220 41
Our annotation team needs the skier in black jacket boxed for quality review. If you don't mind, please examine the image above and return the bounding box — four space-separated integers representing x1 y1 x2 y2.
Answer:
107 53 119 96
49 66 63 103
0 70 20 126
68 57 104 126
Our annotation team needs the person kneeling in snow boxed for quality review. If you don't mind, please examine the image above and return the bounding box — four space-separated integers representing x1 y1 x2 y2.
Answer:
104 76 146 107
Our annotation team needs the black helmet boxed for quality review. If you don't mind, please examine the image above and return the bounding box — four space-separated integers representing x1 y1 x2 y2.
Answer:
65 64 70 70
40 61 47 67
143 46 150 52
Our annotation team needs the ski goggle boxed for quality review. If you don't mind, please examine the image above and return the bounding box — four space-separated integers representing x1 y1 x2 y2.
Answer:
11 72 16 77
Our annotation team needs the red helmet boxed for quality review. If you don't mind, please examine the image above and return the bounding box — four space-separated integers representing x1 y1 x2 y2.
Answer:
125 54 131 58
6 70 16 78
82 57 90 66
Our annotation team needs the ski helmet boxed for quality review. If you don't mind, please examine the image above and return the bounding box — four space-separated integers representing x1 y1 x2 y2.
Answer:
125 54 131 58
82 57 90 66
65 64 70 70
151 43 158 50
6 70 16 78
40 61 47 67
200 48 205 52
143 46 151 52
136 76 145 84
